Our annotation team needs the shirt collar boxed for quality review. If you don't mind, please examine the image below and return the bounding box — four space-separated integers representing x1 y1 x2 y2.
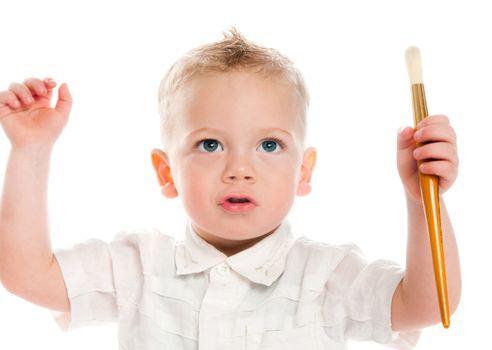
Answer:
175 220 294 286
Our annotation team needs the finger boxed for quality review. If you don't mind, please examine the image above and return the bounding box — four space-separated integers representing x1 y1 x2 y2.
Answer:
414 124 457 144
42 78 57 101
0 91 22 109
43 77 57 95
419 160 458 186
23 77 48 97
397 126 416 150
55 83 72 116
416 114 450 129
413 141 459 165
43 77 57 88
8 82 35 105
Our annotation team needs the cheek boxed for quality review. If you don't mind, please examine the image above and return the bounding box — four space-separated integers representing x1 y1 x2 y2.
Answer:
259 156 300 195
260 155 299 179
178 157 218 208
259 163 298 220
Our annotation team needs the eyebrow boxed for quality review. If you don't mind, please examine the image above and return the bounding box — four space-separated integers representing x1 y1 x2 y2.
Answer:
185 127 293 139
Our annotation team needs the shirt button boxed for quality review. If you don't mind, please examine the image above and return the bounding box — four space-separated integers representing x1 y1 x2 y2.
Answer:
217 263 230 275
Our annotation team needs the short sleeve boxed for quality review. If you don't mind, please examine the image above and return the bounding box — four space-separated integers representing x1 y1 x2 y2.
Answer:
321 245 421 349
51 228 152 332
51 238 118 331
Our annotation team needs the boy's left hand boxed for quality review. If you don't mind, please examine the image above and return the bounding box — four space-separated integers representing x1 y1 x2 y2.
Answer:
397 114 459 204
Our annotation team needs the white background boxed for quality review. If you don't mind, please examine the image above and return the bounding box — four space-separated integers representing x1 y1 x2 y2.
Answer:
0 0 490 348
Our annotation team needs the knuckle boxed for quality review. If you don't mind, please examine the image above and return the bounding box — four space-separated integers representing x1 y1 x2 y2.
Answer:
455 155 460 167
22 77 35 85
8 82 20 90
439 114 450 123
5 90 16 100
0 91 19 107
427 114 449 125
23 78 45 93
448 163 457 176
8 83 29 99
449 126 457 139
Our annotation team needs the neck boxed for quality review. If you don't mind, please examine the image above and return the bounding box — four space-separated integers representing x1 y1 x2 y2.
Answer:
194 225 277 256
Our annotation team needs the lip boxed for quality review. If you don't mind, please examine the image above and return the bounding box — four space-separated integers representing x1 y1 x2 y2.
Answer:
220 201 256 213
218 194 257 205
218 194 257 214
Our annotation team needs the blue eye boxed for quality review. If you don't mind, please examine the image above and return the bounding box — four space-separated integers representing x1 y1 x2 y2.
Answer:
196 137 286 153
261 138 285 153
259 140 280 153
197 139 223 152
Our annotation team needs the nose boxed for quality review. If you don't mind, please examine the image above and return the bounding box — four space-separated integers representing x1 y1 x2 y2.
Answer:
222 156 256 184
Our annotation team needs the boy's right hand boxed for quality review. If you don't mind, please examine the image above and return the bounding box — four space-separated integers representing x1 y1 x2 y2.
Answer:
0 77 72 150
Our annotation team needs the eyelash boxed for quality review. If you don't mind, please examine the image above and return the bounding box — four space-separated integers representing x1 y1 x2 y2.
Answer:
195 137 287 152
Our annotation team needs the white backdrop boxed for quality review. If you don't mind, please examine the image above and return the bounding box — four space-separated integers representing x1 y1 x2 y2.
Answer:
0 0 490 348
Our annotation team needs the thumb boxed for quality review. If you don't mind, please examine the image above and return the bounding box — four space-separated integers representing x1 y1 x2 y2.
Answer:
397 126 416 151
55 83 73 117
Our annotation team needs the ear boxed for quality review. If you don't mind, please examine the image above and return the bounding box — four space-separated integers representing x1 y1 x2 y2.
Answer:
296 147 317 196
151 148 178 199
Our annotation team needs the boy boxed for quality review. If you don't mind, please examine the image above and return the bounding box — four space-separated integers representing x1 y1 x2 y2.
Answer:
0 29 461 349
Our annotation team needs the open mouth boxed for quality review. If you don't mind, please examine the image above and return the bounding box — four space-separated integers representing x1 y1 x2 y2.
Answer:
220 194 257 205
227 198 251 203
219 195 257 213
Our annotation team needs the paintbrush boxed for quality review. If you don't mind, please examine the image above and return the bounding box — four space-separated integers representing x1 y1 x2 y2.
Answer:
405 46 450 329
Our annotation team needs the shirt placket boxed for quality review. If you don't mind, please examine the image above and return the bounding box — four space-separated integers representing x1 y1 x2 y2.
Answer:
199 262 248 350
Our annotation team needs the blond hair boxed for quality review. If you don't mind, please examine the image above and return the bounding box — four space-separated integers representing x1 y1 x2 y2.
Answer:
157 27 309 152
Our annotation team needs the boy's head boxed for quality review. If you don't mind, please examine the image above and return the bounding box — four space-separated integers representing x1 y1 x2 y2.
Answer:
151 28 317 256
157 27 309 154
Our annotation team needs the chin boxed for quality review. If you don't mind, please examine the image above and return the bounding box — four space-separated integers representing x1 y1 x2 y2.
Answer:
224 220 280 239
190 208 285 237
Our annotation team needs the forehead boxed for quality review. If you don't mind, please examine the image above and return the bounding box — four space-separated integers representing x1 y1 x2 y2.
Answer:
172 71 302 132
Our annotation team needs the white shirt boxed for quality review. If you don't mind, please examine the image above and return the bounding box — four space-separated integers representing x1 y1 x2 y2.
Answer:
52 220 421 349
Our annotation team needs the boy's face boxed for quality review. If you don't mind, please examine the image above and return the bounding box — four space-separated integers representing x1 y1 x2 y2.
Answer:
152 71 316 256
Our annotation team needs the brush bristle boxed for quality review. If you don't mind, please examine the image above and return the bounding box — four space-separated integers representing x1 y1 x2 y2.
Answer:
405 46 423 84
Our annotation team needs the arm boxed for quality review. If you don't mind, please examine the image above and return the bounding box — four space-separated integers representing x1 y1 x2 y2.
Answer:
0 146 70 312
391 194 461 331
0 78 72 312
391 115 461 331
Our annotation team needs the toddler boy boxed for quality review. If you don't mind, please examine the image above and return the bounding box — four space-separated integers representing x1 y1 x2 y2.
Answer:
0 28 461 349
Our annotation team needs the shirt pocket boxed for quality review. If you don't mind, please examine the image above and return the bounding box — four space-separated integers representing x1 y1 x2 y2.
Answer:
137 275 200 341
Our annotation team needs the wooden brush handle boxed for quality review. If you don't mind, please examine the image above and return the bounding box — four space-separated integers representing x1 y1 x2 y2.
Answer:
419 171 450 328
411 83 451 328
